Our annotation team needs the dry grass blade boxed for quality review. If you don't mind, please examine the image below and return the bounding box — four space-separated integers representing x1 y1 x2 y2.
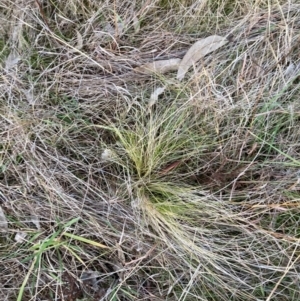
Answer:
1 0 300 300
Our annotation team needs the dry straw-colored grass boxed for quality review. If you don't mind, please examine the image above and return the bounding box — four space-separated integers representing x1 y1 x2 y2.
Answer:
1 0 300 300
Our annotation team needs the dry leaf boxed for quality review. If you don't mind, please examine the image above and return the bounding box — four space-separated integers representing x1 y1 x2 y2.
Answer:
5 50 20 70
0 206 8 231
30 215 41 230
284 63 295 78
149 86 166 109
22 88 35 105
284 62 300 80
101 149 114 162
177 35 228 81
81 270 100 291
159 160 182 176
135 58 181 75
15 231 27 243
104 22 125 37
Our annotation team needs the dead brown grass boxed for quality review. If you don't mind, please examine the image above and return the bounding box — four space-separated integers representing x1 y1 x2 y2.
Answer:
1 0 300 300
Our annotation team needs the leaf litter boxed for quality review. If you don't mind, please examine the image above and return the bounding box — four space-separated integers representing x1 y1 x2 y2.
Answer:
135 35 227 81
177 35 228 80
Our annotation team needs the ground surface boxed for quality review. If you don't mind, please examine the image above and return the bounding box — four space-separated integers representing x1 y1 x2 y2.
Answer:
1 0 300 300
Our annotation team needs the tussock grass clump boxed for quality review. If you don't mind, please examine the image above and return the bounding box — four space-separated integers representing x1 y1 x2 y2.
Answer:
1 0 300 300
97 102 300 300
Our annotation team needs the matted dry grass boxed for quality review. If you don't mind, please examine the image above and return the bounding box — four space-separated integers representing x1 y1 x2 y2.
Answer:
1 0 300 300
